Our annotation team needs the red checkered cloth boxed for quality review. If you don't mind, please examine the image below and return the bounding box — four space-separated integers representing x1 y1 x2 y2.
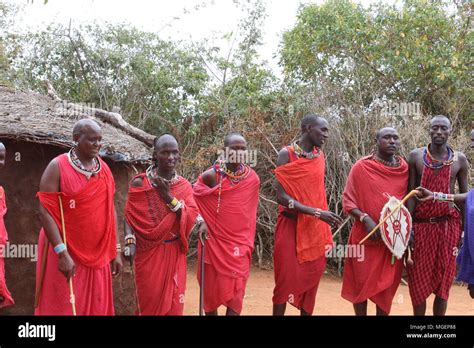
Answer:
407 158 462 306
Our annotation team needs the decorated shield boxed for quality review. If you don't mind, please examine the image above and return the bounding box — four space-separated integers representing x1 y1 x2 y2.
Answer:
379 196 412 259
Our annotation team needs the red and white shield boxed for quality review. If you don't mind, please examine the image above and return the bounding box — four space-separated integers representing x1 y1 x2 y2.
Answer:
379 196 412 259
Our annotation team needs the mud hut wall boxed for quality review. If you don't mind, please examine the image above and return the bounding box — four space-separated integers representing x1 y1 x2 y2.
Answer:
0 139 135 315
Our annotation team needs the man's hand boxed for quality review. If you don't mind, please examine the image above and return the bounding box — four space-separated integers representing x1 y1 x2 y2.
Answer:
415 187 434 202
363 216 381 241
318 210 344 228
152 177 172 203
197 221 209 242
111 254 123 277
58 251 76 281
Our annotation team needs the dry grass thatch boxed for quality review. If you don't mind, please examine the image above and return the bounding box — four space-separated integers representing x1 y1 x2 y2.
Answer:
0 86 153 163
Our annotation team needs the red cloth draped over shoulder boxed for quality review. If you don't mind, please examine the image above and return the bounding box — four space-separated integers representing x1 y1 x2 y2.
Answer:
342 155 409 244
124 173 199 253
193 168 260 313
36 158 117 269
193 169 260 251
0 186 14 309
341 156 408 314
124 174 199 315
273 149 332 263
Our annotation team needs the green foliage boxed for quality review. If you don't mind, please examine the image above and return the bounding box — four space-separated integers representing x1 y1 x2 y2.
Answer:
10 23 209 135
280 0 472 124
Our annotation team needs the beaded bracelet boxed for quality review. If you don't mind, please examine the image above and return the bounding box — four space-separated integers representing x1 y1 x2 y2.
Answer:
54 243 67 254
170 200 183 213
125 234 136 246
116 243 122 252
433 192 454 202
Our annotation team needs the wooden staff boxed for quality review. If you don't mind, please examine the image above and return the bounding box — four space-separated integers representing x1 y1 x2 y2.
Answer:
58 195 77 316
199 231 205 317
130 259 141 316
359 190 418 245
34 240 49 308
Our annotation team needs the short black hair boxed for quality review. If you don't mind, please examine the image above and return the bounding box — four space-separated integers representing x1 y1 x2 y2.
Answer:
430 115 451 127
154 133 177 149
376 127 397 140
301 113 320 129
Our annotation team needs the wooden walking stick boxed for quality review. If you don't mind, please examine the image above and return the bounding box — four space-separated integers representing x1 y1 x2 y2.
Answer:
58 195 77 316
199 230 205 317
34 240 49 308
359 190 419 245
130 259 141 316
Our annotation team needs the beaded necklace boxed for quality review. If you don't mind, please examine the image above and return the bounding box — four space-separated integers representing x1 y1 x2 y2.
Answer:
423 144 456 169
213 159 251 183
68 148 101 178
212 159 251 213
146 165 180 186
372 152 401 167
292 142 320 159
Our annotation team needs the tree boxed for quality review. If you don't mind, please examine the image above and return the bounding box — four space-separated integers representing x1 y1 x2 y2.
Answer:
280 0 473 125
10 22 209 135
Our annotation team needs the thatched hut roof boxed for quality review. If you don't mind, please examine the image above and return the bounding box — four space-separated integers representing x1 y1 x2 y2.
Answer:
0 86 154 163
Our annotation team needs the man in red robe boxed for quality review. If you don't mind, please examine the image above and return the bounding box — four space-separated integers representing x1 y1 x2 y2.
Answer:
193 132 260 316
0 142 14 309
407 115 469 315
272 114 343 316
35 119 122 315
341 127 408 315
124 134 203 315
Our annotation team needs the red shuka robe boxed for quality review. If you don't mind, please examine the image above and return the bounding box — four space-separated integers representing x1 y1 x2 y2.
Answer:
341 156 408 314
125 174 199 315
193 168 260 314
35 154 116 315
272 146 331 314
0 186 14 309
407 154 462 306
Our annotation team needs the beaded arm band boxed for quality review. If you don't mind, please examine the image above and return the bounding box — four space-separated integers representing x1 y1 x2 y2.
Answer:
433 192 454 202
125 234 136 246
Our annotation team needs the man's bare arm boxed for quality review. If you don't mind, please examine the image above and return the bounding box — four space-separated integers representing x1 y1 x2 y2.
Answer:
39 160 64 247
407 150 419 214
39 159 76 280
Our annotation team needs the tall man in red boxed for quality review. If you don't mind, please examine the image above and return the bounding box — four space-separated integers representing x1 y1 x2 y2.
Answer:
407 115 469 315
272 114 343 316
124 134 203 315
36 119 122 315
0 142 14 309
193 132 260 316
341 127 408 315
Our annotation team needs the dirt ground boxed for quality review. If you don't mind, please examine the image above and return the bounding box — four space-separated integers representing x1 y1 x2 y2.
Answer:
183 264 474 316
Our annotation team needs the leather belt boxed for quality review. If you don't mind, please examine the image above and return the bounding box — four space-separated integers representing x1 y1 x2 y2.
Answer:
414 215 449 224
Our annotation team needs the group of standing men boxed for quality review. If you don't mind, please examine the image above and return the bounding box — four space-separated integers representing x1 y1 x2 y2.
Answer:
0 114 472 316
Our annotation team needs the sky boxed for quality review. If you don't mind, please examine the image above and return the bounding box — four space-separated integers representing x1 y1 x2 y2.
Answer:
9 0 389 74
